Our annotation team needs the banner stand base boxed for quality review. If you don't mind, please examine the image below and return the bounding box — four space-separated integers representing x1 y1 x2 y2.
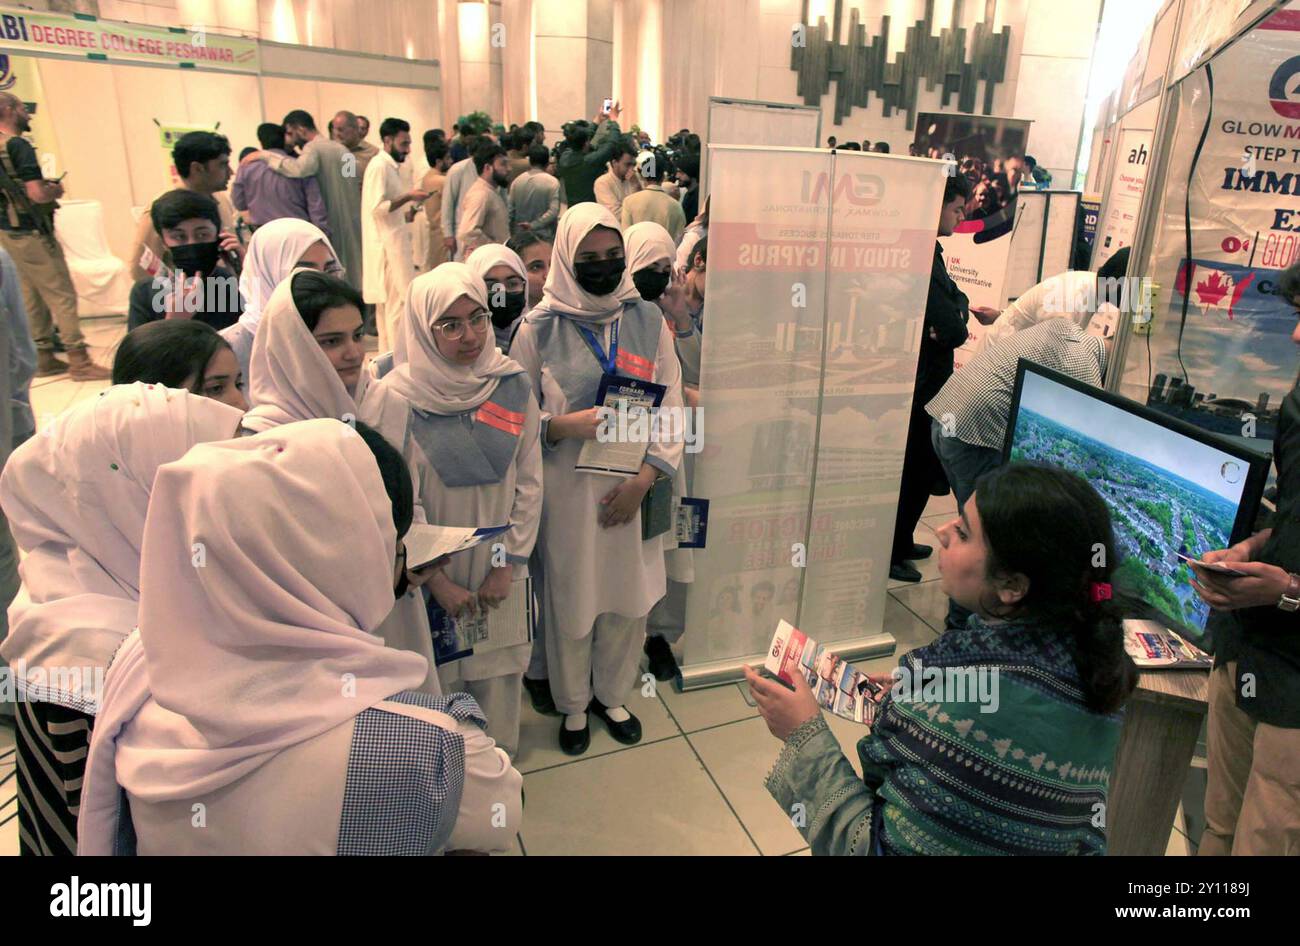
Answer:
674 632 898 692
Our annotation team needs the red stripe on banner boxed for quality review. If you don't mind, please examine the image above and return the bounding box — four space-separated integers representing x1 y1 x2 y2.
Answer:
477 400 526 425
615 350 654 380
475 407 523 436
1261 9 1300 29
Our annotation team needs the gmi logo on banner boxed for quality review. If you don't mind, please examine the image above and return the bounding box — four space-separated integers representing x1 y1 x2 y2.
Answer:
0 54 16 92
1268 55 1300 118
799 171 883 206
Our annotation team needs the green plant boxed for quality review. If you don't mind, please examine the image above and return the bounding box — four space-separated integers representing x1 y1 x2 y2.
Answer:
457 111 493 136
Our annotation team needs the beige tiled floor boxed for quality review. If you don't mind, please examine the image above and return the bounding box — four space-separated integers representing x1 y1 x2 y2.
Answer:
0 327 1193 855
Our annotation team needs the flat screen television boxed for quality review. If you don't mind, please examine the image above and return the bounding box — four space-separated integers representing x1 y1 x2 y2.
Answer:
1003 360 1272 643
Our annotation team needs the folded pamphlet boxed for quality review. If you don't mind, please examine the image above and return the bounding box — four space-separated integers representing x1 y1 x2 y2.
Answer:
405 523 509 571
1122 619 1211 669
764 620 883 727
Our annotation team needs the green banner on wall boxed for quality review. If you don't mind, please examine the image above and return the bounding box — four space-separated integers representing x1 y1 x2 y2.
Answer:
0 6 259 73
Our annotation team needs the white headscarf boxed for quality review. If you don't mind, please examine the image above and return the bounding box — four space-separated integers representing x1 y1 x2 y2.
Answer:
242 270 360 433
0 383 244 711
466 242 531 317
237 219 338 332
538 203 633 324
81 419 428 819
620 221 677 303
380 263 522 415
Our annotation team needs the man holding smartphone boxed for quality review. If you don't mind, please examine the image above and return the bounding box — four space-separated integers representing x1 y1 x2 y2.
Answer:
0 93 108 380
1189 262 1300 855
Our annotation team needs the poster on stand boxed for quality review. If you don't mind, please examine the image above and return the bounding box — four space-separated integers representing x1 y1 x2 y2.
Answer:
1081 193 1101 254
1125 1 1300 447
912 112 1031 366
1094 127 1152 270
680 145 944 673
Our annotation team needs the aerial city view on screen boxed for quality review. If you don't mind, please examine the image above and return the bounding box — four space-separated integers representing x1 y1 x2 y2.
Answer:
1011 408 1240 635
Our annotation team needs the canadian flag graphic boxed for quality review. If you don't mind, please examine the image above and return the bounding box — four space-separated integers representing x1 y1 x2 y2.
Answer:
1174 261 1256 320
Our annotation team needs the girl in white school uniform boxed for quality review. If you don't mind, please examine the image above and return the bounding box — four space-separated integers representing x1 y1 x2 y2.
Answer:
466 242 530 354
361 263 542 758
240 269 366 433
239 269 443 695
465 242 554 714
0 383 244 855
510 203 685 755
221 218 343 383
78 420 522 855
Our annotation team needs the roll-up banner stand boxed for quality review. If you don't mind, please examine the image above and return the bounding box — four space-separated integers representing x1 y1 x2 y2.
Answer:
912 112 1032 367
1093 127 1154 270
1118 0 1300 449
677 145 946 690
1003 190 1082 300
701 97 822 198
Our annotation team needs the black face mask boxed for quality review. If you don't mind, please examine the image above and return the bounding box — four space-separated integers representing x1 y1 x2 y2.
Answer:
488 289 527 329
633 269 671 302
169 241 221 278
573 257 626 296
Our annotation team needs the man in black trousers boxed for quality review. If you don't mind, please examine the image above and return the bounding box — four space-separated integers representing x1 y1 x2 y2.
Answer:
890 172 998 582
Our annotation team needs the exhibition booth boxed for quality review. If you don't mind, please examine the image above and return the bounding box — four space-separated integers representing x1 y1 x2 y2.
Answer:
668 0 1300 856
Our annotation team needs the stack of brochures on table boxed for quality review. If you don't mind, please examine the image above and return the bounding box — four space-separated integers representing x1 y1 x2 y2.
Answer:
1122 619 1211 669
764 620 884 727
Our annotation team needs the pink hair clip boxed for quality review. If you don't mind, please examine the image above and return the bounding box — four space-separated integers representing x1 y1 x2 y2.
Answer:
1090 582 1112 603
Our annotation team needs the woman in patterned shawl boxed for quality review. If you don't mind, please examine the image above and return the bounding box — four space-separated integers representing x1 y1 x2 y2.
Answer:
748 462 1138 855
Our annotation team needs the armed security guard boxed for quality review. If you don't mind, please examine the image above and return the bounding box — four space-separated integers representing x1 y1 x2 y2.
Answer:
0 93 108 380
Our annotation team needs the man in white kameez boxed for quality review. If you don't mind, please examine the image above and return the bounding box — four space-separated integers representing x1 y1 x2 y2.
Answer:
440 138 489 263
362 118 428 352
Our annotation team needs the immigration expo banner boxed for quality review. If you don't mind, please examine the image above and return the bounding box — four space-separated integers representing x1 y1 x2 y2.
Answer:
679 145 946 681
0 6 259 74
1121 1 1300 446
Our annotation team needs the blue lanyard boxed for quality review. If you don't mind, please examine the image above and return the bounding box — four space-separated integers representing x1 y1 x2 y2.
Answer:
575 319 619 375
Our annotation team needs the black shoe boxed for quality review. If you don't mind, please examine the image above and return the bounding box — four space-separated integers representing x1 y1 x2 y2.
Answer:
523 676 558 716
889 561 922 583
644 635 679 683
908 543 933 561
559 716 590 755
589 699 642 745
51 333 66 354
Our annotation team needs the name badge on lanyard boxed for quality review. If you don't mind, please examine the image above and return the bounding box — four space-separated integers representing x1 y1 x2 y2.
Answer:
576 319 620 375
575 319 655 382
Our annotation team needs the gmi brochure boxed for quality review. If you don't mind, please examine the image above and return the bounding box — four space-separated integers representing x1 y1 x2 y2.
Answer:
764 620 884 727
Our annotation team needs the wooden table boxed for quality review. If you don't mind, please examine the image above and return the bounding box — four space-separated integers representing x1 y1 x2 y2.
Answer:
1106 668 1210 855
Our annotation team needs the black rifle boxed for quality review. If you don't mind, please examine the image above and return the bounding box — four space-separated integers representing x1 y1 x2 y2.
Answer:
0 134 57 240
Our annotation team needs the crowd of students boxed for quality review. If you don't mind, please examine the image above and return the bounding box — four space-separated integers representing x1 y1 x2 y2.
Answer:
0 101 1293 857
0 103 713 855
